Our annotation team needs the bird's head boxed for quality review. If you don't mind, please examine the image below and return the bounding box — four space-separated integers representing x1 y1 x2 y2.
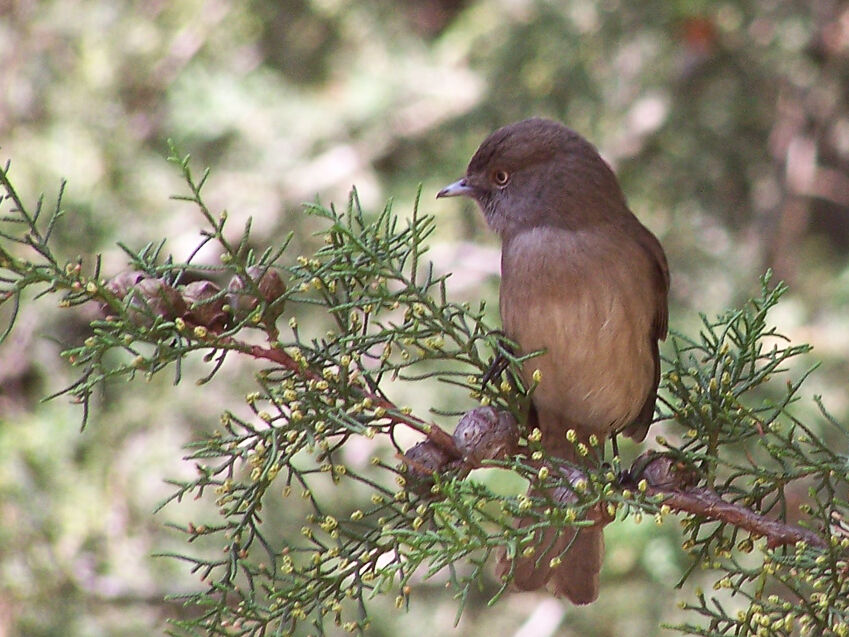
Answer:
437 118 628 236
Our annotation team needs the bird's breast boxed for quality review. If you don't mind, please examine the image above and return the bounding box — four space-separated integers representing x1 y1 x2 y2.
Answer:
500 226 656 434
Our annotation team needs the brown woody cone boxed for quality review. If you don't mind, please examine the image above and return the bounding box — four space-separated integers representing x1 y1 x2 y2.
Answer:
227 265 286 324
181 280 228 331
127 278 186 327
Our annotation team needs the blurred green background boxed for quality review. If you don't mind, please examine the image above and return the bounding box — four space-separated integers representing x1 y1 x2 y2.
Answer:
2 0 849 635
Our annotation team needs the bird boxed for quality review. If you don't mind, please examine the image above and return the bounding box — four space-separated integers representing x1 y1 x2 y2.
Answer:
437 117 669 603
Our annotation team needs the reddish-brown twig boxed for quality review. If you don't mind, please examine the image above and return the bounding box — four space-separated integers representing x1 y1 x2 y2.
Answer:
646 485 826 549
635 453 827 549
226 338 461 458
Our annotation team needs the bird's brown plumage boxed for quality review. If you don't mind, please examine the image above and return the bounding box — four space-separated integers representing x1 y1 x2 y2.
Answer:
438 118 669 603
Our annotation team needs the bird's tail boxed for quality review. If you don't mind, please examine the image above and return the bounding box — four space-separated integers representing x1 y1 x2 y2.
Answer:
495 423 604 604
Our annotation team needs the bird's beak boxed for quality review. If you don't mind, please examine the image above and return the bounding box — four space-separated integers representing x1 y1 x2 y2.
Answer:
436 178 474 199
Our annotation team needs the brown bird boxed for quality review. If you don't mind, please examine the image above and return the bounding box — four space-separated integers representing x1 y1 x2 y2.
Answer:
437 118 669 604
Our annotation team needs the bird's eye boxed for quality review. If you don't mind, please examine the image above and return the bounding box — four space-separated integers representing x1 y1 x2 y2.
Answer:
492 170 510 187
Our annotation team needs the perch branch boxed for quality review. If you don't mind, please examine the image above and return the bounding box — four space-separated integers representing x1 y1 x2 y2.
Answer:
632 453 827 549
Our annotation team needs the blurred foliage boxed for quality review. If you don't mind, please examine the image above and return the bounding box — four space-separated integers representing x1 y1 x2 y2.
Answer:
2 0 849 635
